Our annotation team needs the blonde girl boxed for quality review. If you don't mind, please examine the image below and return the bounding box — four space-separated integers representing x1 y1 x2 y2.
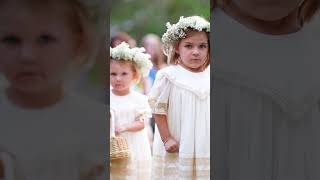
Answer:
0 0 107 179
110 42 153 180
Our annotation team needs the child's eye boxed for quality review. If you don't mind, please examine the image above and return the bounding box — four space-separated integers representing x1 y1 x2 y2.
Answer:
185 44 192 48
1 35 21 45
122 72 128 76
199 44 208 49
37 34 57 44
110 72 116 76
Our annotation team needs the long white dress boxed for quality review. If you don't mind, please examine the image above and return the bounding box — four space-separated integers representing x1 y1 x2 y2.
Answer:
212 9 320 180
148 65 210 180
0 90 107 180
110 90 152 180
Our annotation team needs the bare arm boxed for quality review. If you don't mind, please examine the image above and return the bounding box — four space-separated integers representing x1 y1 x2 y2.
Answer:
115 117 145 135
154 114 179 153
154 114 171 142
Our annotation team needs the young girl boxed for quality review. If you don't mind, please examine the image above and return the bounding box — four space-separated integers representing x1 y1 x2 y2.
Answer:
109 42 153 179
0 0 107 179
212 1 320 179
148 16 210 179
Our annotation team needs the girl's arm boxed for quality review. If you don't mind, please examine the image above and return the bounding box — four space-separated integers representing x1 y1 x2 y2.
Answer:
154 114 179 153
154 114 171 142
115 117 145 134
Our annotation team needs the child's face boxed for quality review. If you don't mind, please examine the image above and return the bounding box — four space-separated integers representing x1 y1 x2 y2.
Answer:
0 1 77 93
176 31 209 72
110 61 136 95
143 37 159 60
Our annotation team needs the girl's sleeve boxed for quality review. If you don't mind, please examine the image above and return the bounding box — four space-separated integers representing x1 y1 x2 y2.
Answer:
148 70 171 115
135 95 152 121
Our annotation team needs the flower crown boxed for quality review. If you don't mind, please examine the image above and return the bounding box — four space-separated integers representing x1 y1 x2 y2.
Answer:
110 42 153 77
162 16 210 45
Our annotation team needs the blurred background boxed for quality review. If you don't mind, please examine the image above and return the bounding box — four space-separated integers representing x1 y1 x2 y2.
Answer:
110 0 210 94
111 0 210 44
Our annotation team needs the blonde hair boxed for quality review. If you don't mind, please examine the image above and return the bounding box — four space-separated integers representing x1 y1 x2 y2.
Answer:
65 0 108 67
165 29 210 69
0 0 107 67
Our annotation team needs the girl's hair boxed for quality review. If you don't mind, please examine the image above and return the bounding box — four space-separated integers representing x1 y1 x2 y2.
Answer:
166 29 210 69
110 59 142 84
211 0 320 23
141 34 167 67
1 0 107 67
162 16 210 69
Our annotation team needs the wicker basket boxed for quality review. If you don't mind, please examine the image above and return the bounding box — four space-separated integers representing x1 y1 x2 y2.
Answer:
110 136 130 160
110 109 130 160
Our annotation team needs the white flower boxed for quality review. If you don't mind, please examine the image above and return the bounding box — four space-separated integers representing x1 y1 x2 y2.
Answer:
110 42 153 77
162 16 210 45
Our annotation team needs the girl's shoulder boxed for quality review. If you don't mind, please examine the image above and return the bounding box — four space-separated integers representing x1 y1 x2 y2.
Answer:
130 90 149 102
158 65 209 82
155 65 210 97
111 90 148 104
156 65 185 80
157 65 176 75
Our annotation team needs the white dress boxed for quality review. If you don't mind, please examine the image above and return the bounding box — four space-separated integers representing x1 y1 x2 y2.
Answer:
110 90 152 180
212 9 320 180
148 65 210 180
0 90 107 180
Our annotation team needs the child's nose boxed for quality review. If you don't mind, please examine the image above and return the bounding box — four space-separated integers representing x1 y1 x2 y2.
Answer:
116 76 122 81
192 48 200 55
19 44 37 63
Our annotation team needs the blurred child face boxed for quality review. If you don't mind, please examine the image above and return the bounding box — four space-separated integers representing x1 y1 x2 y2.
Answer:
143 37 159 60
176 31 209 72
231 0 304 21
0 1 77 94
110 60 137 96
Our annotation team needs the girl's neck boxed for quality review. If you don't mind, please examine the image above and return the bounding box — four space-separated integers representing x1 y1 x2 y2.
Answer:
6 86 65 109
112 88 130 96
221 1 303 35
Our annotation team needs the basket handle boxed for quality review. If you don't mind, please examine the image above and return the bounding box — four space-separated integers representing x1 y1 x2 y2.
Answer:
110 109 115 137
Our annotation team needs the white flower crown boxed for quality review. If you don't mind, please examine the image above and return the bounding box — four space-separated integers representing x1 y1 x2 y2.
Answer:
110 42 153 77
162 16 210 45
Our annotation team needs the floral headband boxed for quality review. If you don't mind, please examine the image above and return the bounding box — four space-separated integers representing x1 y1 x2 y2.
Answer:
110 42 153 77
162 16 210 45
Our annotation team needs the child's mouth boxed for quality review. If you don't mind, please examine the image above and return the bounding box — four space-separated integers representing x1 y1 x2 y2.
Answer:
15 72 44 81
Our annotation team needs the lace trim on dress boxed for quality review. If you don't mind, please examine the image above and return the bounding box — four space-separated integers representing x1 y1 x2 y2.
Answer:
148 99 168 115
152 155 210 179
214 69 320 120
161 71 210 100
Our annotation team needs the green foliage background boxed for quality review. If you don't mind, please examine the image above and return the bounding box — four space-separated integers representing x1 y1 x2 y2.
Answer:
111 0 210 45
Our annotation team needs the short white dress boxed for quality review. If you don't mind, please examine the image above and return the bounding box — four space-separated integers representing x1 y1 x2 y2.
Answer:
149 65 210 180
212 9 320 180
0 90 107 179
110 90 152 180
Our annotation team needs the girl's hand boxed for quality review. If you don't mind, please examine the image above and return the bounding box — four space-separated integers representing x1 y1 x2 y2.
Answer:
115 126 126 135
164 137 179 153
